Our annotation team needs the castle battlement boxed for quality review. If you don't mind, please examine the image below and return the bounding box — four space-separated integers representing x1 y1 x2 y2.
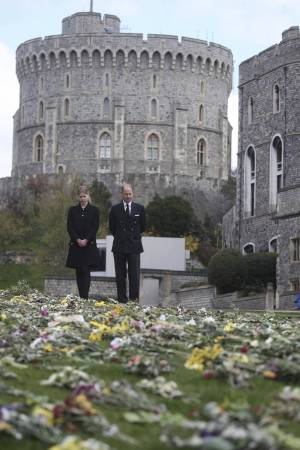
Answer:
16 31 232 85
239 26 300 86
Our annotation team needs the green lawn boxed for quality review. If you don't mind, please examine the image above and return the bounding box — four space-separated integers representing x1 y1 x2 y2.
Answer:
1 287 300 450
0 263 73 290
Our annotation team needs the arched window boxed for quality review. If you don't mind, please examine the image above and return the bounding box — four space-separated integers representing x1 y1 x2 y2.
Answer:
40 53 46 70
186 54 193 71
269 237 278 253
152 51 161 70
243 243 255 254
214 60 219 76
147 134 159 160
273 84 280 113
104 97 110 116
70 50 78 67
49 52 56 69
151 99 157 118
64 98 70 117
38 101 44 121
58 165 65 174
104 49 113 67
81 50 89 66
92 49 101 66
59 51 67 67
196 56 203 73
248 97 254 124
196 139 206 165
116 49 125 67
164 52 172 70
140 50 149 68
175 53 183 70
34 135 43 162
99 133 111 158
105 73 110 87
270 136 283 211
128 50 137 68
199 105 204 123
244 146 256 216
205 58 211 74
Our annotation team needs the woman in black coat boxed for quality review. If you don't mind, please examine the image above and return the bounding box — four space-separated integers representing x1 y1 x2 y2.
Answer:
66 186 101 299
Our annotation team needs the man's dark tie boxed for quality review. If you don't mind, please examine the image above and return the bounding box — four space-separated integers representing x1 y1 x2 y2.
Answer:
125 204 130 218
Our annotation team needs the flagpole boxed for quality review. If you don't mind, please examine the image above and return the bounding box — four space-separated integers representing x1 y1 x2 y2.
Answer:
90 0 93 12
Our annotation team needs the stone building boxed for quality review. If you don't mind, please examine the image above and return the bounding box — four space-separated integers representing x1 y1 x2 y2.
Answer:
7 7 233 209
223 26 300 295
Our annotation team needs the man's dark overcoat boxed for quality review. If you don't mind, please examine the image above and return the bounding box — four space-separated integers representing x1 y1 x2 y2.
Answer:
66 203 101 268
109 202 146 254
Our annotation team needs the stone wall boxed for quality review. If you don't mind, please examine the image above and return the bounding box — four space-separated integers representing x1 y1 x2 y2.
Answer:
172 285 215 309
223 25 300 294
44 276 117 298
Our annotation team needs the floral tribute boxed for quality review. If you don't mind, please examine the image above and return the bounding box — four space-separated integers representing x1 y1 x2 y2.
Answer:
0 282 300 449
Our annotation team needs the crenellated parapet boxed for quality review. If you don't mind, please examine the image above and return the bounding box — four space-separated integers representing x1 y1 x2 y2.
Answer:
240 26 300 86
16 18 232 90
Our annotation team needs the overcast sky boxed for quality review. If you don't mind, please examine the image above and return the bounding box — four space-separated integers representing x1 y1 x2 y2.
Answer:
0 0 299 178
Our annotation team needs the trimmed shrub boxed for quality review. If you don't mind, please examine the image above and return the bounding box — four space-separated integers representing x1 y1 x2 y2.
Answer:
244 252 276 288
208 249 248 294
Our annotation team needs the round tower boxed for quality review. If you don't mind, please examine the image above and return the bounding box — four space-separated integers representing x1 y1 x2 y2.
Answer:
13 9 233 202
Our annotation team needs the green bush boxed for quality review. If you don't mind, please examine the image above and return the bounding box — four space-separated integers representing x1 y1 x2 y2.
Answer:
208 249 248 294
244 252 276 288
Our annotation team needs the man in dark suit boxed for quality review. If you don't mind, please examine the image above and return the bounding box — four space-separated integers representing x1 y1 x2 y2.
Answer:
109 183 146 303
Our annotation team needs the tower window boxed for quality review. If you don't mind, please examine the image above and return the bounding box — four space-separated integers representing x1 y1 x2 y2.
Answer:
104 97 110 116
248 97 254 124
197 139 206 165
270 136 283 211
147 133 159 160
100 132 111 158
244 146 256 217
151 99 158 118
199 105 204 123
273 84 280 113
39 101 44 121
291 238 300 261
64 98 70 117
34 135 43 162
153 74 157 88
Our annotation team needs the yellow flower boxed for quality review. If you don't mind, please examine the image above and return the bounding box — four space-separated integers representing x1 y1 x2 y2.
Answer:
60 297 68 305
74 394 96 415
185 344 223 373
111 305 124 316
0 313 7 321
32 405 54 425
228 353 249 364
224 321 236 333
94 300 106 307
10 295 27 304
43 343 53 352
89 318 130 341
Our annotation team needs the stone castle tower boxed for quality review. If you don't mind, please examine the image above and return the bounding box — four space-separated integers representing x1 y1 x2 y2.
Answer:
223 26 300 294
11 8 233 206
